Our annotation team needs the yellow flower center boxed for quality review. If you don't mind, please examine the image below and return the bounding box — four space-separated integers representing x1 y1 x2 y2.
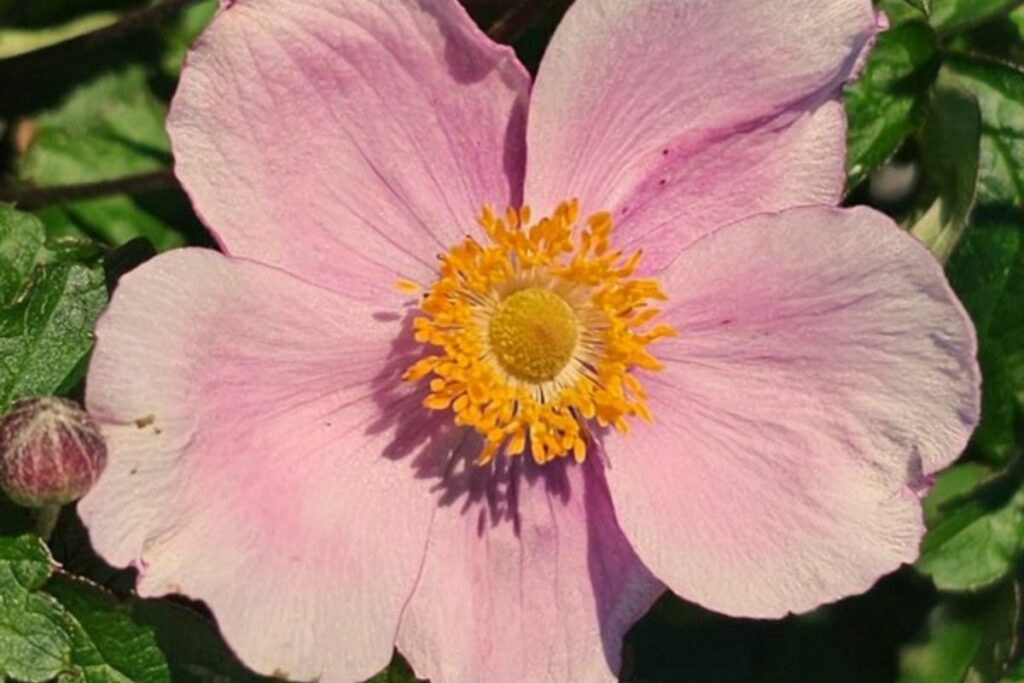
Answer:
401 200 675 466
489 288 579 382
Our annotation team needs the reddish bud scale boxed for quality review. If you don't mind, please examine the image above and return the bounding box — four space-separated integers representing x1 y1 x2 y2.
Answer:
0 397 107 508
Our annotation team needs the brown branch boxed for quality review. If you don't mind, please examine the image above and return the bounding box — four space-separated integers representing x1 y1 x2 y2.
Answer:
0 170 179 210
0 0 200 87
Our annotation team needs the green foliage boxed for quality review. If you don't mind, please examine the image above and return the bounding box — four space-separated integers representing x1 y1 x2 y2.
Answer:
17 65 187 250
944 54 1024 204
918 464 1024 591
897 578 1021 682
930 0 1024 34
844 21 938 190
0 207 107 413
0 535 74 682
910 83 982 261
132 600 279 683
47 576 171 683
0 2 1023 683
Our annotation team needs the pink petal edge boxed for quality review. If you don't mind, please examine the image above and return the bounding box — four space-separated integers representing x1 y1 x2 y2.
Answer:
81 249 453 682
168 0 530 298
603 206 980 618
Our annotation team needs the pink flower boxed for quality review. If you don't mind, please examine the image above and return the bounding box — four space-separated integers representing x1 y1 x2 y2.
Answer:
80 1 980 682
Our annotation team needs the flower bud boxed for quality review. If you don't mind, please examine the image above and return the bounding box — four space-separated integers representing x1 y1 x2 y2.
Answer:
0 397 106 508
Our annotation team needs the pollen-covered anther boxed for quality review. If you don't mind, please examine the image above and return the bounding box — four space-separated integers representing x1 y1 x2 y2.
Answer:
402 199 675 466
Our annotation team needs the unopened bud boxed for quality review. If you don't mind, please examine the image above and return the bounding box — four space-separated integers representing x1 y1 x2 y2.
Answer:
0 397 106 508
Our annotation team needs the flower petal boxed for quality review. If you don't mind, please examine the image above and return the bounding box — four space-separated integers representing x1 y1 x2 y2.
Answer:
80 249 450 682
603 206 980 618
169 0 530 297
524 0 876 259
396 456 663 683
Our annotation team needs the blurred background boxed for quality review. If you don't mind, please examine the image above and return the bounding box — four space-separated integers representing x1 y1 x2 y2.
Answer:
0 1 1021 681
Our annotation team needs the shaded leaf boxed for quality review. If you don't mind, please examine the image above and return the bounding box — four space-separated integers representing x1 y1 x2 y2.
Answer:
844 21 939 190
132 600 278 683
898 578 1021 682
917 465 1024 592
160 0 216 78
930 0 1024 34
17 65 187 250
946 211 1024 463
944 54 1024 205
47 575 170 683
911 83 982 262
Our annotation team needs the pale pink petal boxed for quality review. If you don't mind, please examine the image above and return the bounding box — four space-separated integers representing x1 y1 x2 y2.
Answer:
81 249 451 683
169 0 529 298
397 455 663 683
604 206 980 618
524 0 875 261
617 103 847 271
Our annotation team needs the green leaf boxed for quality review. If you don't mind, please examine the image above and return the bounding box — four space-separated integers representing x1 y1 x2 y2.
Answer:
17 65 187 250
898 578 1021 682
46 576 170 683
132 600 279 683
905 0 933 14
922 463 995 524
879 0 931 26
844 21 938 191
930 0 1024 34
946 212 1024 462
917 465 1024 592
910 83 982 262
0 204 46 304
944 54 1024 205
160 0 216 78
0 535 74 683
0 261 107 413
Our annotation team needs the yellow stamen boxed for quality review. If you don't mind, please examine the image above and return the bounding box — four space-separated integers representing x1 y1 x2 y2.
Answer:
395 279 421 294
401 200 675 466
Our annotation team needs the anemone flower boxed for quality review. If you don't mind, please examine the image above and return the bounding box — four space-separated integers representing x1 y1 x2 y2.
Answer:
80 1 980 681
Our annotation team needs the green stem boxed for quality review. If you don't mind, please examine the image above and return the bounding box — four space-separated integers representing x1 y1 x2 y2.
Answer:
34 504 61 541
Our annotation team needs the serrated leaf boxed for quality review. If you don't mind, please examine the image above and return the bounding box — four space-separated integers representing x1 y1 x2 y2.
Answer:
0 261 107 413
917 465 1024 592
0 535 74 683
898 578 1021 682
46 576 170 683
844 21 938 191
910 83 982 262
944 54 1024 205
0 204 46 304
930 0 1024 34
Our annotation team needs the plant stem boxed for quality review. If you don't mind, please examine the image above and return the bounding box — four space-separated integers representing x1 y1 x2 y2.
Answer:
34 504 61 541
0 0 199 88
0 170 179 210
